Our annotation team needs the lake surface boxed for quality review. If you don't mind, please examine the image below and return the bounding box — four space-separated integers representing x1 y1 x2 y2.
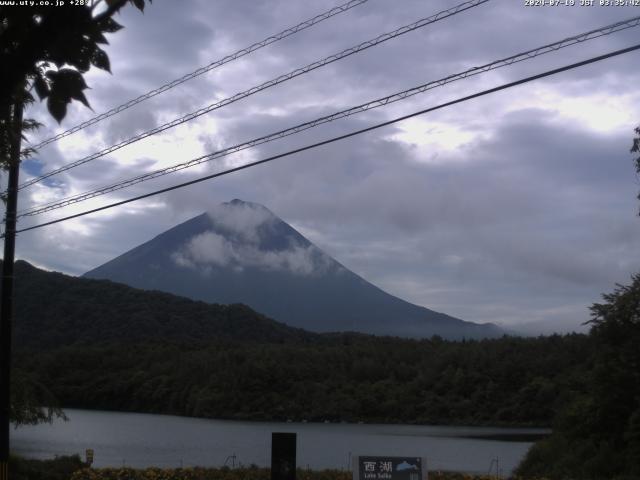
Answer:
11 409 548 475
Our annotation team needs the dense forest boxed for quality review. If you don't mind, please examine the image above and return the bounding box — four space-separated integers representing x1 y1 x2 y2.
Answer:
516 275 640 479
8 260 640 478
7 259 591 426
17 334 590 426
9 260 313 349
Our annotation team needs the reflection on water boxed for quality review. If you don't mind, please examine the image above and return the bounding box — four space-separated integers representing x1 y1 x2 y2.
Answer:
11 409 549 475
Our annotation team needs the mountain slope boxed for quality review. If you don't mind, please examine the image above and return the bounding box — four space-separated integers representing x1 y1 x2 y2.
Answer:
84 199 502 339
7 260 314 351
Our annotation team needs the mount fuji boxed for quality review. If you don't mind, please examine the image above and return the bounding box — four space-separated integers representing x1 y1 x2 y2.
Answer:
84 199 502 339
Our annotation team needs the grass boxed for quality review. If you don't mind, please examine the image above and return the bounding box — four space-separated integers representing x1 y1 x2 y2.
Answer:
9 454 86 480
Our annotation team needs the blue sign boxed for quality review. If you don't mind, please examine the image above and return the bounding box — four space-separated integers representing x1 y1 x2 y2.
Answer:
359 456 422 480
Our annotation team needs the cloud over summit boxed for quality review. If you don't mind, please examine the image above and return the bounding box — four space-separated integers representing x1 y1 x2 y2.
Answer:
173 200 328 276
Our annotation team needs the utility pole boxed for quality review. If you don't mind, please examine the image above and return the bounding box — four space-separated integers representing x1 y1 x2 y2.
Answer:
0 93 24 480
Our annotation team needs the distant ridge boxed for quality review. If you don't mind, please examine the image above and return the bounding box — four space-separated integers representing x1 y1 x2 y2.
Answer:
84 199 503 339
7 259 313 351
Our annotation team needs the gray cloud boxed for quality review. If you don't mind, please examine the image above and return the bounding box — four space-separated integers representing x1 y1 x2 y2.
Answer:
9 0 640 334
173 231 322 276
205 201 275 242
172 201 328 276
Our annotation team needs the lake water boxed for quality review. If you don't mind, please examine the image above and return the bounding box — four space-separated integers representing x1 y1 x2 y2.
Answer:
11 409 548 476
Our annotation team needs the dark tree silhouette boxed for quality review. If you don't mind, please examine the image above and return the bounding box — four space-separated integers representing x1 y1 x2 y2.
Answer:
0 0 152 166
631 125 640 214
517 127 640 479
0 0 152 429
0 0 152 114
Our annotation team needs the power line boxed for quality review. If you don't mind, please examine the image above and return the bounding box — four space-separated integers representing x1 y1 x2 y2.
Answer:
18 0 489 191
30 0 370 151
18 14 640 218
10 43 640 237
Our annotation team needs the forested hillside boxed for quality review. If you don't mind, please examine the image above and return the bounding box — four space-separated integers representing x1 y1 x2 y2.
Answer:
10 259 593 428
9 260 314 349
17 334 590 426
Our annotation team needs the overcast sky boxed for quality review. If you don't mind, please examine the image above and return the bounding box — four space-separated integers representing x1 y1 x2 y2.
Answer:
9 0 640 333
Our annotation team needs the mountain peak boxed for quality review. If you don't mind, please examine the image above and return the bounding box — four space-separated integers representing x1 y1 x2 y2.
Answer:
206 199 276 233
227 198 252 206
84 200 503 339
174 200 326 277
225 198 265 209
207 199 279 235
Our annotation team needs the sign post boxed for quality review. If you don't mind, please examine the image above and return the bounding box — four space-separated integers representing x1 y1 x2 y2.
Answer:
353 456 426 480
85 449 94 467
271 432 296 480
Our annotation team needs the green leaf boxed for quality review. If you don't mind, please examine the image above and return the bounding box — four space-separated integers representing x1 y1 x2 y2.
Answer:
47 97 67 124
20 147 38 160
45 70 58 82
131 0 145 11
65 41 93 73
33 75 49 100
55 68 88 92
97 17 123 33
23 90 35 104
22 119 43 132
47 68 92 120
91 30 109 45
71 90 91 109
90 48 111 73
